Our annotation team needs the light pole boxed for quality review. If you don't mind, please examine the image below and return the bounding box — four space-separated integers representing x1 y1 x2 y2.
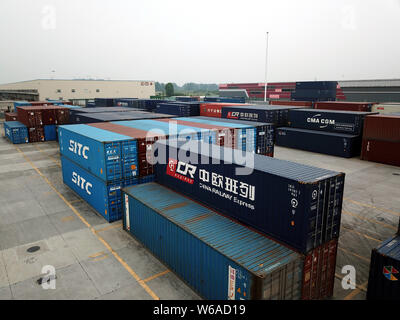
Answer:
264 32 269 103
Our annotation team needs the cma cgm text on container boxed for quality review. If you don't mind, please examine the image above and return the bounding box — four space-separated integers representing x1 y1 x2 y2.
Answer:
153 140 345 254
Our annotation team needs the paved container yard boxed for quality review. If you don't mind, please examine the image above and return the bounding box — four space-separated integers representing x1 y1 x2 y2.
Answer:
0 121 399 300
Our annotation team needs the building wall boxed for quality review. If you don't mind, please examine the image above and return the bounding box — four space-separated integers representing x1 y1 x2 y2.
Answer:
0 80 155 101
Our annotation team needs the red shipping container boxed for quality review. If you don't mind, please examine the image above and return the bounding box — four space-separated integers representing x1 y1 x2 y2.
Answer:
28 127 45 143
362 114 400 142
361 139 400 167
28 101 54 107
200 103 248 118
270 100 313 108
301 239 338 300
314 101 374 112
4 112 18 121
17 106 70 127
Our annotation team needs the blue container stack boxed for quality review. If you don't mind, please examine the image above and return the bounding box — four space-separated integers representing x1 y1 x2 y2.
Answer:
58 124 147 222
120 138 344 300
4 121 29 144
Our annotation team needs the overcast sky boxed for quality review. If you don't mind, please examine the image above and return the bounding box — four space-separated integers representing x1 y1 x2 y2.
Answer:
0 0 399 85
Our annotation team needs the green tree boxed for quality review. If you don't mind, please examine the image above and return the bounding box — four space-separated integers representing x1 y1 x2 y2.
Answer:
165 83 174 97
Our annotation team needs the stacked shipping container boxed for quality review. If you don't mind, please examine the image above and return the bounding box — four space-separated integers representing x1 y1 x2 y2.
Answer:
4 121 29 144
58 117 264 222
156 102 201 117
276 109 375 158
361 115 400 166
16 105 70 142
143 139 344 299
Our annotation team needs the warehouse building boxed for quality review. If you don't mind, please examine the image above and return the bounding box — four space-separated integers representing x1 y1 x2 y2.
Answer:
0 79 156 102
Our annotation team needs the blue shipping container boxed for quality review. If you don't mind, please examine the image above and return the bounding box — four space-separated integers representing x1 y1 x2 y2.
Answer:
44 125 57 141
4 121 29 144
276 127 362 158
58 124 138 182
154 140 345 254
61 156 145 222
288 109 376 135
123 182 303 300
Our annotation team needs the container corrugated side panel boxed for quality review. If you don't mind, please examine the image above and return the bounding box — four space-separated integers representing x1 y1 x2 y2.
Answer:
58 124 138 182
362 115 400 142
154 140 345 254
61 156 139 222
44 125 57 141
123 182 303 300
276 127 362 158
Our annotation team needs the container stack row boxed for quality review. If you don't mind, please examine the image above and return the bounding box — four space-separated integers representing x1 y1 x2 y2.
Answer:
121 139 345 300
156 102 201 117
275 109 376 158
58 118 271 222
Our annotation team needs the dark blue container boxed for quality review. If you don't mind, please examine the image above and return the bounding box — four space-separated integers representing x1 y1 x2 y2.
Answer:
154 140 345 254
61 156 146 222
4 121 29 144
367 235 400 300
289 109 376 135
58 124 139 182
44 125 57 141
70 111 172 124
156 102 200 117
204 97 246 104
221 105 297 126
94 98 115 107
123 182 303 300
276 127 362 158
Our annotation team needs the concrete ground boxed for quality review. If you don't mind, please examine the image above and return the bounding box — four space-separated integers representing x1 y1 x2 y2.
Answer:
0 123 399 300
